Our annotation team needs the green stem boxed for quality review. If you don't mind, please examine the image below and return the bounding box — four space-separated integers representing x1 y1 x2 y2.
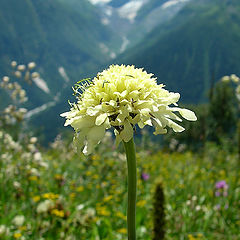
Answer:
123 138 137 240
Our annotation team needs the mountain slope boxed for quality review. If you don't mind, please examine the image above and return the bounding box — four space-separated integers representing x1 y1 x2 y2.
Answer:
0 0 115 108
117 0 240 103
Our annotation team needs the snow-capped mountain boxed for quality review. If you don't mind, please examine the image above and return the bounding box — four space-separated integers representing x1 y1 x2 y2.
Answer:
87 0 192 53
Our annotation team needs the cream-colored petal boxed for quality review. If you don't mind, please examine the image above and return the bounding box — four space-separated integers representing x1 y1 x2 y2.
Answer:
95 113 108 126
114 131 122 147
166 118 185 132
73 132 85 152
120 120 133 142
138 121 145 129
87 125 106 142
71 116 95 130
178 109 197 121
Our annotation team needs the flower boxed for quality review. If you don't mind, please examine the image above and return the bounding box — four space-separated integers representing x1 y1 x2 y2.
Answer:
12 215 25 226
61 65 197 155
215 180 228 190
28 62 36 70
36 200 54 213
141 172 150 181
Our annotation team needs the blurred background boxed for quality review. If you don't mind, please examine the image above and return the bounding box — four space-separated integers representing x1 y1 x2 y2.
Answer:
1 0 240 143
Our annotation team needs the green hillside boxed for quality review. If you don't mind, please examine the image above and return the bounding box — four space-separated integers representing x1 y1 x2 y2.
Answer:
0 0 114 107
117 0 240 103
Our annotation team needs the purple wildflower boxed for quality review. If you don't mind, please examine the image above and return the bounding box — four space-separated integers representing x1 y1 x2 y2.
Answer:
215 180 228 190
141 173 150 181
215 191 221 197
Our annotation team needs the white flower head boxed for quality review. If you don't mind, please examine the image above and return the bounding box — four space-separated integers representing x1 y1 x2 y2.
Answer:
61 65 197 155
28 62 36 70
36 200 54 213
17 65 26 71
12 215 25 226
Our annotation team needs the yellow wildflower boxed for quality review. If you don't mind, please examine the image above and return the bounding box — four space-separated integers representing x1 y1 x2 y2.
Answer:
32 196 40 202
76 186 84 192
96 206 110 216
51 209 65 217
136 200 147 207
13 232 22 239
61 65 197 155
117 228 127 234
116 211 127 220
29 176 38 181
103 195 113 202
42 192 59 200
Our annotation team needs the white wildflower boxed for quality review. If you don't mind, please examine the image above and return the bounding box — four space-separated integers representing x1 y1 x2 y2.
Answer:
36 200 54 213
61 65 197 155
12 215 25 226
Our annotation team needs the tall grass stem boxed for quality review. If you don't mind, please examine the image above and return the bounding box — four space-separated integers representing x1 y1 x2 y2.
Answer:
123 138 137 240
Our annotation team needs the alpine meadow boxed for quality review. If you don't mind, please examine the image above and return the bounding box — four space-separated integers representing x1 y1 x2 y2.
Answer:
0 0 240 240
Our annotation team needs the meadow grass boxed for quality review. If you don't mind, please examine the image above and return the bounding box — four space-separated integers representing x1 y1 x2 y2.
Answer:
0 134 239 240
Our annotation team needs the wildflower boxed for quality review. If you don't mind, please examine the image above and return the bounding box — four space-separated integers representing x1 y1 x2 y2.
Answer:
117 228 127 234
230 74 239 83
29 176 38 181
76 204 84 210
42 193 59 200
13 181 21 188
32 196 41 202
141 172 150 181
221 76 230 82
28 62 36 70
2 76 9 82
30 137 37 144
61 65 197 155
195 205 201 211
12 215 25 226
11 61 17 67
17 65 26 71
192 195 197 201
36 200 54 213
0 225 7 235
103 195 113 202
136 200 147 207
31 72 40 78
215 180 228 190
76 186 84 192
116 211 127 220
13 232 22 239
96 206 110 216
51 209 65 217
15 71 22 78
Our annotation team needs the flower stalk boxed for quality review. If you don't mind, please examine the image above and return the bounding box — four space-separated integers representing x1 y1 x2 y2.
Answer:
123 138 137 240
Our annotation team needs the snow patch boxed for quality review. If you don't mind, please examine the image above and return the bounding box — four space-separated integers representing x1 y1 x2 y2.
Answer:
120 36 129 53
162 0 190 9
88 0 112 5
58 67 70 83
25 101 56 119
118 1 144 22
32 77 50 94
